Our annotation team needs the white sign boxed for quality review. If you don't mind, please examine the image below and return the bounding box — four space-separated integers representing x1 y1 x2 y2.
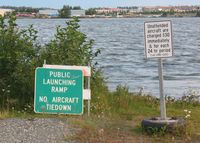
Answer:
83 89 91 100
144 20 173 58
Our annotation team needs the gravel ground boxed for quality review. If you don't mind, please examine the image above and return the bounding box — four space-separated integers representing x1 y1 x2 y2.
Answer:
0 118 75 143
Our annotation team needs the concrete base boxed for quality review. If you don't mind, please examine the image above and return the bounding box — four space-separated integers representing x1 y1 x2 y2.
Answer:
141 117 186 133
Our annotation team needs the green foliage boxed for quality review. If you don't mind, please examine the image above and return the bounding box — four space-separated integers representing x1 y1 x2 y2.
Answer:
59 5 71 18
0 14 40 110
161 12 168 17
0 14 103 112
73 6 82 10
196 11 200 17
0 6 39 13
111 85 131 112
40 17 106 116
143 126 167 136
90 70 109 117
41 17 98 65
93 85 160 119
86 8 97 15
166 89 200 108
169 9 175 15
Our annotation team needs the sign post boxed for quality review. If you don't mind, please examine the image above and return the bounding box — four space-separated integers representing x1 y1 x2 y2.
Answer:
158 58 166 119
144 20 173 120
34 68 83 115
87 62 91 117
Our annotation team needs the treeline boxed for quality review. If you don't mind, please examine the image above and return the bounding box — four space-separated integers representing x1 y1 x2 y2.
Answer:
1 5 83 18
58 5 82 18
0 6 42 13
142 10 200 17
0 14 105 112
0 5 82 13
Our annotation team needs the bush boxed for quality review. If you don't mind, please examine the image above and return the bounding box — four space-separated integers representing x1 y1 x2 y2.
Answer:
40 17 108 116
0 15 106 113
0 14 40 110
40 17 100 66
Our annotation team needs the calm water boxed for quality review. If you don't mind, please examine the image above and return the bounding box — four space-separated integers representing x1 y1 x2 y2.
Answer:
17 18 200 98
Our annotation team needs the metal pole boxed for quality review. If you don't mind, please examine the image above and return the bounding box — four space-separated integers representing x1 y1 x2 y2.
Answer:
87 62 91 117
158 58 167 120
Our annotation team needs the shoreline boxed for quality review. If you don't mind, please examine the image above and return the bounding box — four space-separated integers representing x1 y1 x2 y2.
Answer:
15 15 200 19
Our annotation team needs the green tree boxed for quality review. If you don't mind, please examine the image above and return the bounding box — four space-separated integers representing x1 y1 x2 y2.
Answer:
0 6 39 13
41 17 100 66
59 5 71 18
196 11 200 17
86 8 97 15
73 6 81 10
161 12 168 17
169 9 175 15
0 14 40 110
40 17 108 115
0 14 107 114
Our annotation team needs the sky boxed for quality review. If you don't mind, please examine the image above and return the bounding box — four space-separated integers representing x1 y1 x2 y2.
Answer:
0 0 199 9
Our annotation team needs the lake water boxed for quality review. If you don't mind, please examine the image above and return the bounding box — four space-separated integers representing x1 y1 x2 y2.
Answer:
17 18 200 98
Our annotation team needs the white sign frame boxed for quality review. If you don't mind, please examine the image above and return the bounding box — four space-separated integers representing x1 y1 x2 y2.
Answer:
144 20 173 58
43 64 91 77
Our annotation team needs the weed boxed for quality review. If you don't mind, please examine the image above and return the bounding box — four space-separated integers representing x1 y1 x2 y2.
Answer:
0 110 10 119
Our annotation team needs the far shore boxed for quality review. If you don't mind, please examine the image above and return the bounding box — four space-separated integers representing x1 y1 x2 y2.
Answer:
15 15 200 19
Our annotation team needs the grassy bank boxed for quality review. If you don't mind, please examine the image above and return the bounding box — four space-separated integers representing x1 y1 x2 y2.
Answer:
65 87 200 143
1 86 200 143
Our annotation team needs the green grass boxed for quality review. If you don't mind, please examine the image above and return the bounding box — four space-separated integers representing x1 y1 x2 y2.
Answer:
0 110 11 119
1 85 200 143
66 115 198 143
66 85 200 143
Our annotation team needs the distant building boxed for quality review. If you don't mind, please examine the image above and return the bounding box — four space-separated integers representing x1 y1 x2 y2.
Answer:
173 6 199 12
96 8 123 14
129 7 143 13
143 6 173 12
142 6 200 13
38 9 59 18
0 9 13 16
70 10 85 17
16 13 36 18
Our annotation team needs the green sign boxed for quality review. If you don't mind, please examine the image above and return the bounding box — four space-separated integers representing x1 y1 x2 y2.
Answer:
34 68 83 114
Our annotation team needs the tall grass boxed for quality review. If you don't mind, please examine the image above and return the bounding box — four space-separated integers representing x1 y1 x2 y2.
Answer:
68 85 200 143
